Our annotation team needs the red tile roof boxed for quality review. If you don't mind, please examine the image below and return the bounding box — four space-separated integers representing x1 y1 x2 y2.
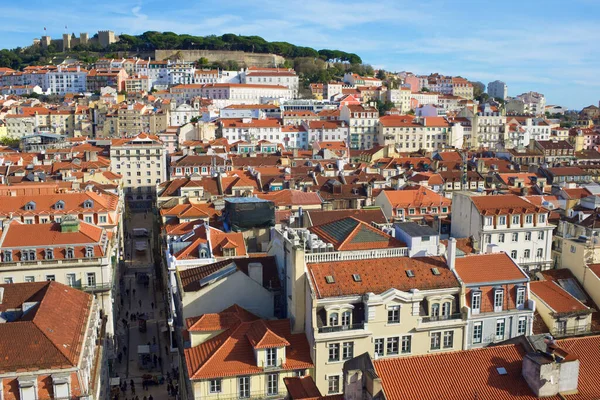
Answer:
454 253 528 284
374 344 559 400
307 257 459 299
530 281 589 314
470 194 544 215
0 281 92 373
306 209 388 226
184 307 312 379
380 186 451 208
256 189 322 207
283 376 322 400
308 217 405 251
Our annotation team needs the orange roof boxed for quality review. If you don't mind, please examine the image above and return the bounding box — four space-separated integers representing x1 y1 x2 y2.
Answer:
173 225 246 259
283 376 322 400
256 189 322 207
530 280 589 314
0 191 118 217
470 194 543 215
307 256 459 299
0 281 92 372
373 344 558 400
381 186 451 208
454 253 528 284
184 306 312 379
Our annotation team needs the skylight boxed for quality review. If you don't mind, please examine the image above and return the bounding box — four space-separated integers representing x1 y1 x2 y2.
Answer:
406 270 415 278
325 275 335 284
352 274 362 282
496 367 507 375
431 268 441 276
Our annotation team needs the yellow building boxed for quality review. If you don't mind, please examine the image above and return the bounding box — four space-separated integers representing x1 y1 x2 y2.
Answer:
181 305 313 400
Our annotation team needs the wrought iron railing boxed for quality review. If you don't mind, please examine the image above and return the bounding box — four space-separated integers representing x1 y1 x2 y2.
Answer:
421 313 463 323
318 322 365 333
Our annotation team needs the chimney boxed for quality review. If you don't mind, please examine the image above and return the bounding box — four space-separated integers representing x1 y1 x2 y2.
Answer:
247 262 263 287
447 237 457 270
522 340 580 397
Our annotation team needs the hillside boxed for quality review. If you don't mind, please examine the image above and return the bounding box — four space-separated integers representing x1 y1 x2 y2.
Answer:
0 32 362 69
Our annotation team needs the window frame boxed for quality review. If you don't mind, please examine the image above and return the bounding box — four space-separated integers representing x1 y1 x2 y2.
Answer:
401 335 412 354
495 319 506 341
386 336 399 355
374 338 384 357
387 305 400 324
342 341 354 360
473 322 483 344
430 332 441 350
238 376 250 399
265 347 277 367
209 379 222 394
328 343 340 362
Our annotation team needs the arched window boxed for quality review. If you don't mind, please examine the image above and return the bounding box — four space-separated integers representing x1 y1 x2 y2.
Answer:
85 246 94 258
329 312 339 326
341 311 352 326
199 249 208 258
66 247 74 259
442 302 451 317
45 248 54 260
431 303 440 318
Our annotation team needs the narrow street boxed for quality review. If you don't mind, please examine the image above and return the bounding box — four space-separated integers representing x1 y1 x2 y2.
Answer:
112 210 179 400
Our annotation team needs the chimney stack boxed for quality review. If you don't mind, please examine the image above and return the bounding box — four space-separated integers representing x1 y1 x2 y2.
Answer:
248 262 263 287
447 237 457 270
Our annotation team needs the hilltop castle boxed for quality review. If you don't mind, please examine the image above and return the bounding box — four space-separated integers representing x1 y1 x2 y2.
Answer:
32 30 119 51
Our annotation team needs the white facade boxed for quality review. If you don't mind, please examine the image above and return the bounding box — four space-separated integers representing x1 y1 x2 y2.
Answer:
487 80 508 100
243 70 299 96
168 62 196 85
200 84 293 107
411 92 439 108
386 88 412 113
451 193 554 273
340 104 379 150
170 103 201 126
47 66 87 95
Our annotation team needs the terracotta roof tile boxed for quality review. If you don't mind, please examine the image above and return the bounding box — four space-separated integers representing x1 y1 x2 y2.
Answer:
454 253 528 284
256 189 322 207
283 376 322 400
530 280 589 314
470 194 544 215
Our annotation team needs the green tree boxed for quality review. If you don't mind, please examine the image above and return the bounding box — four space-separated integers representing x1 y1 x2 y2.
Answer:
376 69 386 80
472 81 485 98
376 100 394 116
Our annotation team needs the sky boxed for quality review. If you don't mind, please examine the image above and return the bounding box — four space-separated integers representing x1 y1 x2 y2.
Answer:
1 0 599 110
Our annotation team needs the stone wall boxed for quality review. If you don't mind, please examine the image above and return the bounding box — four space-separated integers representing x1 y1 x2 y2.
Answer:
154 49 285 67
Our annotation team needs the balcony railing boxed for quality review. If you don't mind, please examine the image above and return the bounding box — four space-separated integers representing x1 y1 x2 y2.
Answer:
318 322 365 334
305 247 408 263
421 313 463 323
71 283 113 293
202 390 287 400
551 324 592 338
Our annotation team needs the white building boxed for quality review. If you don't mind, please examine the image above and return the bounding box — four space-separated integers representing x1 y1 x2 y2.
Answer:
516 91 547 116
242 68 299 97
110 133 167 202
167 61 196 85
487 80 508 100
411 91 439 108
378 115 456 151
200 83 293 107
169 102 201 127
303 120 349 145
451 193 554 273
47 65 87 95
340 104 378 149
386 88 412 113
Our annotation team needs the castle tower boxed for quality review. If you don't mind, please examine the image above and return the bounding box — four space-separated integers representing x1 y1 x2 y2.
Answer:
41 36 51 48
62 33 71 51
80 33 89 45
98 30 116 48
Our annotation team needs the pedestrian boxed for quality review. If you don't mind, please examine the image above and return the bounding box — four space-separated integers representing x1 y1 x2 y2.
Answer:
153 336 156 345
167 385 171 396
117 352 122 363
149 396 153 400
130 379 134 387
120 298 124 307
126 288 130 296
133 288 136 297
151 302 154 309
123 345 128 354
139 299 142 308
131 386 136 396
143 396 147 400
158 356 162 367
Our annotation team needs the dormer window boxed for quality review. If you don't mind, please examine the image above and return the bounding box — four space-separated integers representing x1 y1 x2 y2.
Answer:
539 214 546 223
525 214 533 224
222 247 236 257
512 215 520 225
472 291 481 314
4 250 12 262
516 287 526 308
83 200 94 209
22 249 36 261
265 348 277 367
498 216 506 225
329 312 339 326
199 248 208 258
85 246 94 258
45 248 54 260
24 201 36 211
494 289 504 312
66 247 74 259
55 201 65 210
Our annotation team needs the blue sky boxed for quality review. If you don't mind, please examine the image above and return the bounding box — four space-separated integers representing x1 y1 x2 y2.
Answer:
1 0 599 109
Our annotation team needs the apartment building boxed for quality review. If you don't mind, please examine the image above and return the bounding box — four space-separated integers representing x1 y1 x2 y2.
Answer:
243 67 299 96
219 118 305 148
410 92 439 108
452 246 534 349
340 104 378 150
451 77 474 99
0 281 105 400
4 107 89 138
386 88 412 113
167 62 196 85
472 104 507 149
516 91 547 116
374 186 451 221
451 193 553 273
488 80 508 100
125 74 151 92
102 102 168 137
378 115 455 151
86 68 128 92
199 83 293 107
110 133 167 202
0 217 117 335
47 65 87 95
303 120 349 145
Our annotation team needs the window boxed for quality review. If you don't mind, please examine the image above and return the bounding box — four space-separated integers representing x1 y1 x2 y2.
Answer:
66 273 76 287
512 215 520 225
328 376 340 394
539 214 546 223
238 376 250 398
4 250 12 262
209 379 222 393
430 332 441 350
401 335 412 354
472 292 481 313
442 302 452 317
512 233 518 242
518 317 527 335
388 305 400 323
387 337 399 355
329 312 338 326
99 215 107 223
484 235 491 244
84 216 93 223
538 231 544 240
526 214 533 224
266 348 276 367
408 208 415 215
511 250 517 259
66 247 74 259
267 374 278 396
473 322 483 344
516 287 526 307
442 207 448 213
342 342 354 360
570 245 576 253
85 246 94 258
499 233 505 243
46 275 55 281
525 232 531 241
374 338 384 357
524 249 530 259
443 331 454 348
431 303 440 318
24 276 34 282
45 248 54 260
341 311 351 326
485 216 493 226
494 290 504 311
498 216 506 225
328 343 340 362
537 248 543 258
86 272 96 287
4 277 13 284
496 319 505 340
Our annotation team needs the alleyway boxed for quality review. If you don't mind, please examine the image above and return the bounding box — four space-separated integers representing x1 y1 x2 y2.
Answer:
112 211 179 400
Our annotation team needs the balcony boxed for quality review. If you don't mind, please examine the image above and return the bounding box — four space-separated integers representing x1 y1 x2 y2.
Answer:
421 313 463 323
202 390 287 400
417 312 465 331
318 322 365 334
71 282 113 293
